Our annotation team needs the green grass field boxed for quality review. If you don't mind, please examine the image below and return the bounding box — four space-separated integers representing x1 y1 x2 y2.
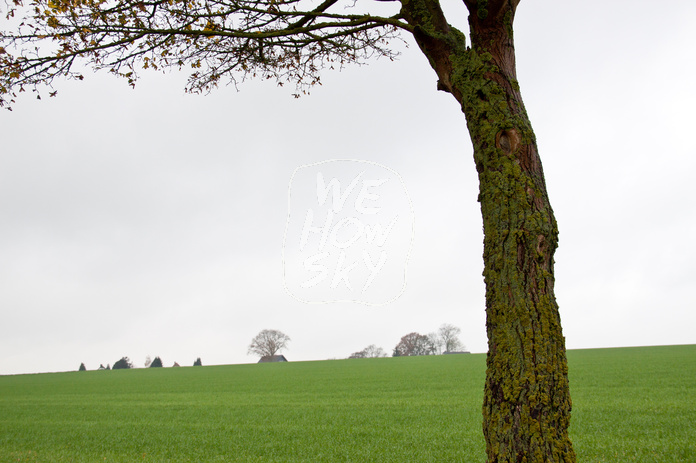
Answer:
0 345 694 462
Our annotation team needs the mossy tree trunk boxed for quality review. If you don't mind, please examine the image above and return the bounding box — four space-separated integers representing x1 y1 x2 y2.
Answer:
400 0 576 461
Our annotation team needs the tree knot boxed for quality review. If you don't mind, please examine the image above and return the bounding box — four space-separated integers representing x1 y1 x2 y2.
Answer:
495 128 521 154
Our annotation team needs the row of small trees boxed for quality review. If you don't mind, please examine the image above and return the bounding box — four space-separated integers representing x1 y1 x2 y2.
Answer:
348 344 387 359
394 324 466 357
77 325 463 370
76 328 291 371
249 325 466 361
349 324 467 359
78 357 202 371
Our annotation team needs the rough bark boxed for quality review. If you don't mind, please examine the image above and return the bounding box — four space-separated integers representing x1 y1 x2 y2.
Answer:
400 0 576 461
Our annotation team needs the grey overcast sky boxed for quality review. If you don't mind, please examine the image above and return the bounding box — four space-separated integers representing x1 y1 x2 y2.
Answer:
1 0 695 375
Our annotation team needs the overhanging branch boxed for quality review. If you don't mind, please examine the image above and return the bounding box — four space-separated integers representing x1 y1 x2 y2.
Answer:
0 0 410 107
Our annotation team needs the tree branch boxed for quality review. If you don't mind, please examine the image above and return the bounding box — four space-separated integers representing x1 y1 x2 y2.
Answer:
0 0 409 107
286 0 340 30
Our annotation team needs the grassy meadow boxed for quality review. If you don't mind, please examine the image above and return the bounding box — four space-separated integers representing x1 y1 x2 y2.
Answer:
0 345 694 462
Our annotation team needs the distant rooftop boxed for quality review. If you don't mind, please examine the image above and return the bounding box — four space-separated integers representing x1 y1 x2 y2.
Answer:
258 355 288 363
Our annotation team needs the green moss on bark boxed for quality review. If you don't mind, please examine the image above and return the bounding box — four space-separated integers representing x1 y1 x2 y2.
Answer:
455 49 575 462
400 0 576 460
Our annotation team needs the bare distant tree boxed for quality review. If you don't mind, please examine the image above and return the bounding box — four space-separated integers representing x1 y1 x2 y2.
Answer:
439 324 465 353
428 333 445 355
349 344 387 359
393 333 436 357
363 345 387 358
144 356 152 368
248 329 291 358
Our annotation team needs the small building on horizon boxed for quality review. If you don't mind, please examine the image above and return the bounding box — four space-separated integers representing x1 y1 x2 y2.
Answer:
258 355 288 363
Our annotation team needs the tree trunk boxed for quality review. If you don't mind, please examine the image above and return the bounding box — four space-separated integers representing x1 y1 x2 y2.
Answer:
400 0 576 461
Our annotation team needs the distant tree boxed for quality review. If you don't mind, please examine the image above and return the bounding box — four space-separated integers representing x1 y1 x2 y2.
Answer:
248 329 291 359
439 324 465 353
428 332 445 355
106 364 111 370
172 362 180 367
193 358 202 367
144 356 152 368
150 357 163 368
350 344 387 359
393 332 436 357
98 364 106 370
364 345 387 358
112 357 133 370
79 363 86 371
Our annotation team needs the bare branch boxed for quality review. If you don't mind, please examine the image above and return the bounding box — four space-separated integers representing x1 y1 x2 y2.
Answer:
286 0 340 30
